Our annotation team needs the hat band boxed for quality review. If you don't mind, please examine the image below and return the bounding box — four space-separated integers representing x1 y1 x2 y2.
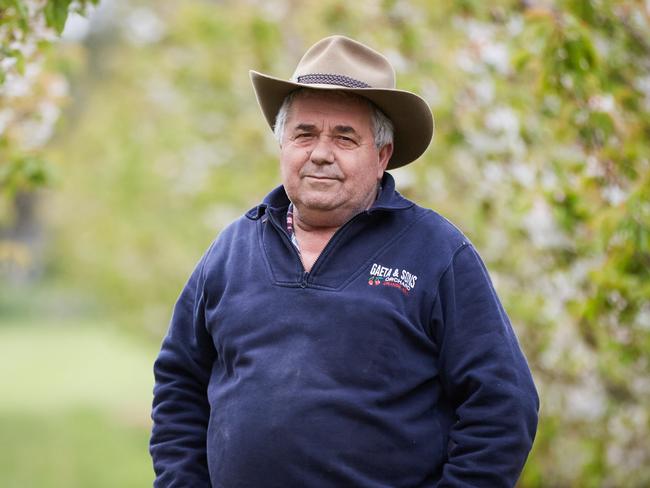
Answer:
296 73 371 89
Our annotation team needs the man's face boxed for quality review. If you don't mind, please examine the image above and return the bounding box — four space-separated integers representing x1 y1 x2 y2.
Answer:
279 92 392 226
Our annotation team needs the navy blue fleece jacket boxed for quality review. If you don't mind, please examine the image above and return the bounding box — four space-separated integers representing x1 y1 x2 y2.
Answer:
150 173 539 487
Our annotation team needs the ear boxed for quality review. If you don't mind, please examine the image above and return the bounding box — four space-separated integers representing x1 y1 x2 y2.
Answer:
377 143 393 177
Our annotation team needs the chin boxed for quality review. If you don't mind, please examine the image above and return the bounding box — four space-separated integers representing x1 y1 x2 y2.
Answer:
293 187 338 208
300 197 339 211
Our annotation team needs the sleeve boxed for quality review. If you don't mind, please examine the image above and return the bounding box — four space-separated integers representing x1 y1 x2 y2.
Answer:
149 246 217 487
432 244 539 487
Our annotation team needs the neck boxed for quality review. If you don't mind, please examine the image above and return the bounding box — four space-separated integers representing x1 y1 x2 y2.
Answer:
292 184 381 232
291 208 342 273
292 207 348 234
290 189 379 272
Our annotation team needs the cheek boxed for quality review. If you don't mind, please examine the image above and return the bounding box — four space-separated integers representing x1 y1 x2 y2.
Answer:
348 153 383 181
280 149 305 183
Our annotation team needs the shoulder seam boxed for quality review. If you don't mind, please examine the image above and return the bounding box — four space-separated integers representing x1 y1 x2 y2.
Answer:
427 241 471 342
432 241 471 304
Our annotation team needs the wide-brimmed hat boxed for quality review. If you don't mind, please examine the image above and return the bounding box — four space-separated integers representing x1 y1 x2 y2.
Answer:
250 35 434 169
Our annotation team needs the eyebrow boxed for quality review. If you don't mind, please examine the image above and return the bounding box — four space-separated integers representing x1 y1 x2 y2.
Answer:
333 125 359 136
292 123 360 136
293 123 318 132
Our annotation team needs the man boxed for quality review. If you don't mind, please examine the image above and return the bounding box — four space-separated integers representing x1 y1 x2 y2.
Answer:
150 35 539 487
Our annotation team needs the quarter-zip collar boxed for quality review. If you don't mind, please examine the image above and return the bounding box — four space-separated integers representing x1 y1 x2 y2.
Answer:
246 172 420 290
245 172 413 221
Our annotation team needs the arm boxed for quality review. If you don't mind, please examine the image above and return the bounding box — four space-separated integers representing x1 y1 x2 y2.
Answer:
433 244 539 487
150 248 217 487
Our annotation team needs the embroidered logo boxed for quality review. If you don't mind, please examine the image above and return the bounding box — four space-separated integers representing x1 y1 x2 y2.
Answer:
367 263 418 294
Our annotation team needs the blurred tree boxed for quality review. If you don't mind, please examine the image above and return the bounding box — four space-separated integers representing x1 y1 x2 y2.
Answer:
0 0 98 281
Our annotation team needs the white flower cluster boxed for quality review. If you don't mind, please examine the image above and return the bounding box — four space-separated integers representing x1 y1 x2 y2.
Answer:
0 0 66 151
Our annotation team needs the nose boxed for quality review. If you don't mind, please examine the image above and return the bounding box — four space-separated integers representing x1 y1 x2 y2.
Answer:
308 135 335 165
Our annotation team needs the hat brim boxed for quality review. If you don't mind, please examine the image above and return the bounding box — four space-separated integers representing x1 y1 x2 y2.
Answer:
250 70 434 169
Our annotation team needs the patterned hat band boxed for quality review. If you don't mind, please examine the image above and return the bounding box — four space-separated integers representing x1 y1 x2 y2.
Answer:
296 73 371 89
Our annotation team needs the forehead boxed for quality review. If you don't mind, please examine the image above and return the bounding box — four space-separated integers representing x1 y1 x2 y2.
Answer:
286 92 373 132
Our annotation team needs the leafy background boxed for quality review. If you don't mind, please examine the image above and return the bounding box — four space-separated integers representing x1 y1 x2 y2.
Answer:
1 0 649 486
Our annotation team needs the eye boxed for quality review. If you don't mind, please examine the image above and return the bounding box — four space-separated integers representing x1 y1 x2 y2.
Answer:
293 133 314 141
335 135 359 148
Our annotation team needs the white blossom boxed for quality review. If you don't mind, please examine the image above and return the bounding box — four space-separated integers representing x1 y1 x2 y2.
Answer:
202 204 244 232
453 18 510 74
635 74 650 111
61 12 92 41
248 0 289 22
425 167 447 199
540 167 559 190
124 7 166 46
18 101 60 150
636 304 650 330
506 15 524 36
472 78 495 105
602 185 627 205
385 49 410 74
455 50 483 75
524 197 570 248
0 57 18 72
511 162 535 187
481 42 509 74
46 74 69 98
2 71 32 98
392 166 417 191
420 80 442 107
483 161 504 184
588 94 615 113
585 155 605 178
0 109 13 136
565 373 606 421
485 106 519 137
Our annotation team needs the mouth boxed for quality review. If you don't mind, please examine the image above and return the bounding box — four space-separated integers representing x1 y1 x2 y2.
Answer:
304 175 339 181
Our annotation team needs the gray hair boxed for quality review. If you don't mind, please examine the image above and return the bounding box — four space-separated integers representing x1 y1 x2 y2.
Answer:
273 88 394 150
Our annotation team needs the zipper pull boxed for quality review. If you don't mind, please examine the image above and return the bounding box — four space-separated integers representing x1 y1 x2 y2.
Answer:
300 271 309 288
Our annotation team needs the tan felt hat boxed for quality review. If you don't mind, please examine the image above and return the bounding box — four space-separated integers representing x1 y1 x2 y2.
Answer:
250 35 434 169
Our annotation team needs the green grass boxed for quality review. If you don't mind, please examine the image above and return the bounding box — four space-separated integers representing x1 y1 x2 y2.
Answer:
0 319 159 487
0 409 153 487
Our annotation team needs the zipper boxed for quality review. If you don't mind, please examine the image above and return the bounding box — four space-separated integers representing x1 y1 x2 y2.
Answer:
266 210 310 281
266 209 371 288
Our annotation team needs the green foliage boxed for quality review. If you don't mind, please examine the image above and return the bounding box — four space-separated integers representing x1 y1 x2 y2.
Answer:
0 1 29 34
0 0 99 37
0 0 98 192
1 0 99 282
44 0 74 34
0 155 51 193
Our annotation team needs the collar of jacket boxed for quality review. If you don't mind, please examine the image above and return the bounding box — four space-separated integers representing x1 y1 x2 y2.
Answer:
245 172 413 220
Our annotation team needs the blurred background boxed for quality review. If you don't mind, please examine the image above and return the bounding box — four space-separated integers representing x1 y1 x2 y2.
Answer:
1 0 649 486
